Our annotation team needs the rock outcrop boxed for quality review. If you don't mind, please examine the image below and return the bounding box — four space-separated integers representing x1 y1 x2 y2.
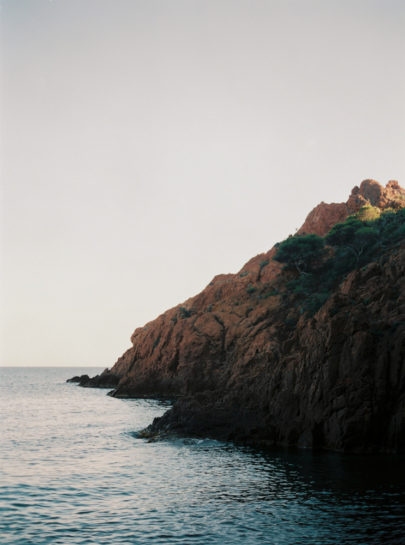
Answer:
141 247 405 453
298 179 404 237
69 180 405 453
67 368 120 388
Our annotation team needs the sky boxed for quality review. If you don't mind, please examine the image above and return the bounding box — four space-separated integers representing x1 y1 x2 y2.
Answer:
1 0 404 367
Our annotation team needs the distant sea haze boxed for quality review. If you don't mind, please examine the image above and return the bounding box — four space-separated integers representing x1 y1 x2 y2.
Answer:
1 367 404 545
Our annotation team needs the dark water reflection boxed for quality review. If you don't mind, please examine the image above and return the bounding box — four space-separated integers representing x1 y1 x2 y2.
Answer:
0 367 404 545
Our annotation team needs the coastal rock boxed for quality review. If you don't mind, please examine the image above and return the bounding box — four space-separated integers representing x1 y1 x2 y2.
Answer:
66 375 86 383
75 180 405 453
67 368 119 388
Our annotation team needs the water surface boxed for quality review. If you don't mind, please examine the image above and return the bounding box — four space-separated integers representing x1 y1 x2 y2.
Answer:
1 367 404 544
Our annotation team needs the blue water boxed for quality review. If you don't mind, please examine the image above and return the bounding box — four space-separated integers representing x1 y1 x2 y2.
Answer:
1 368 404 545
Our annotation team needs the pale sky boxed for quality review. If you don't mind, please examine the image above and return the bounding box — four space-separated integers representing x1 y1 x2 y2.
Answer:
1 0 404 366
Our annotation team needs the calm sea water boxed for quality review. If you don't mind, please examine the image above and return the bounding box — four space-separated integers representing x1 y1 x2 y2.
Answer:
1 367 404 545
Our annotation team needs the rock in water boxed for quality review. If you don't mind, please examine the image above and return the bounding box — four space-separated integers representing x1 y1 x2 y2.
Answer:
67 369 119 388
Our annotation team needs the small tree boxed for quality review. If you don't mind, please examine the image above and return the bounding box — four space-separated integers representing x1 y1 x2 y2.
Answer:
326 219 378 261
274 234 326 275
355 205 381 222
325 217 363 248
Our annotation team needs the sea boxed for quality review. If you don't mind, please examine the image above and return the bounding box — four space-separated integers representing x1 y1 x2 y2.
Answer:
1 367 404 545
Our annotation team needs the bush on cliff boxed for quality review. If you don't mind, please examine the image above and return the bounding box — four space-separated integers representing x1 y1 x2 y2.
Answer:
325 218 379 263
274 206 405 316
179 306 193 319
354 204 381 221
274 234 326 275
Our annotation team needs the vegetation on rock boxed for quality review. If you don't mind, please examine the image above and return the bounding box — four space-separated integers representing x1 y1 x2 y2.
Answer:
274 234 326 275
274 206 405 315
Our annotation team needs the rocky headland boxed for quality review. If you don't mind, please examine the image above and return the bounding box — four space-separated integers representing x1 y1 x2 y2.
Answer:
69 180 405 453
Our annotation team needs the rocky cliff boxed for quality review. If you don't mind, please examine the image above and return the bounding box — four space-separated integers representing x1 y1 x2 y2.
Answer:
70 180 405 453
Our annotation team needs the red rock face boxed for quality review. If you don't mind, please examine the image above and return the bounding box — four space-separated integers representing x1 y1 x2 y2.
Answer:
298 179 405 236
92 180 405 452
297 202 349 237
347 179 405 212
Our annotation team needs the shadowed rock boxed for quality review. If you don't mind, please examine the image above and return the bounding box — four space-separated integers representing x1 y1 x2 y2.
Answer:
67 368 119 388
74 180 405 453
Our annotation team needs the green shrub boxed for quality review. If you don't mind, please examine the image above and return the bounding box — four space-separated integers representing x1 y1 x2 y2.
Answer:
274 234 326 274
273 204 405 318
179 306 192 319
262 289 279 298
355 205 381 222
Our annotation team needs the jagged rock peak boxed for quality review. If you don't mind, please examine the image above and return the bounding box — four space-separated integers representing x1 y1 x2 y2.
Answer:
347 179 405 211
299 180 405 237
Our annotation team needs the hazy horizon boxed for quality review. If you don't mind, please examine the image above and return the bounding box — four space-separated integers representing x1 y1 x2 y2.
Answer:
1 0 405 367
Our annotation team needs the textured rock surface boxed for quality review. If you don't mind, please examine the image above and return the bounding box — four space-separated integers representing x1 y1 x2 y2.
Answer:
143 246 405 453
71 180 405 453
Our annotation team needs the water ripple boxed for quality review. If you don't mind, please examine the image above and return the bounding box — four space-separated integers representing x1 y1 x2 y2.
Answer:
1 367 405 545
